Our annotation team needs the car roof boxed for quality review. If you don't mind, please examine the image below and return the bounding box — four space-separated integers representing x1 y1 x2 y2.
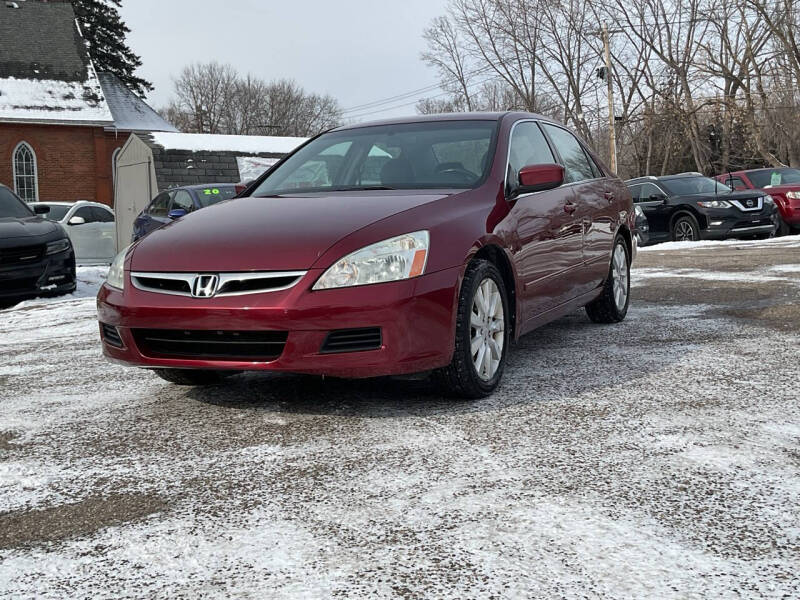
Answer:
626 172 705 184
175 183 239 191
332 111 559 132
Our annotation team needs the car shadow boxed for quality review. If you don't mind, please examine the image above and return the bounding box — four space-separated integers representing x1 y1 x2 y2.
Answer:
185 301 705 418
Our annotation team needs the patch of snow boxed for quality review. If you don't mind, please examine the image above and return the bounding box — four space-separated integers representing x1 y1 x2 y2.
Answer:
150 132 306 155
640 237 800 252
0 76 112 124
632 267 798 285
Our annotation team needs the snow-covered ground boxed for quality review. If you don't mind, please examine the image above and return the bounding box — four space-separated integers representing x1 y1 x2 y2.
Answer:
1 240 799 598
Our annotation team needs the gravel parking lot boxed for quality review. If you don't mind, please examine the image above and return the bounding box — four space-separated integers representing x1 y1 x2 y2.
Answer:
1 238 799 599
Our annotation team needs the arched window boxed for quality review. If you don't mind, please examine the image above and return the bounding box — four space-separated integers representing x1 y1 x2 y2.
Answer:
13 142 38 202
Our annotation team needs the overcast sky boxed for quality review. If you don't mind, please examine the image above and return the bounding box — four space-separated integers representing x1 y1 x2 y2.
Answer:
119 0 449 123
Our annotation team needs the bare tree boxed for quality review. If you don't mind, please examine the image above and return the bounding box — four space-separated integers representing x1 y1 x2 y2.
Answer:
165 64 342 137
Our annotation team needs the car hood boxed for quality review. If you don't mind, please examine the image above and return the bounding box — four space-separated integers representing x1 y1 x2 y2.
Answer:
0 215 61 243
130 191 450 271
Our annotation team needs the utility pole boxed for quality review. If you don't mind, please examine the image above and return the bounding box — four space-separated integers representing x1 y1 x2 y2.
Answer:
602 22 618 173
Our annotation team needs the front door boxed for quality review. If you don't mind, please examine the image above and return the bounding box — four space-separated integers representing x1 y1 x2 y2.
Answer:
636 182 671 241
503 121 584 321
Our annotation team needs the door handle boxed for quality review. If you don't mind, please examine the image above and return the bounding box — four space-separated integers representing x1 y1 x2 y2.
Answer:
564 203 577 214
604 192 615 203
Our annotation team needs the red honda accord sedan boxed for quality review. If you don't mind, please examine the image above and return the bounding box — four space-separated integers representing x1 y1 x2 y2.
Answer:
98 113 635 398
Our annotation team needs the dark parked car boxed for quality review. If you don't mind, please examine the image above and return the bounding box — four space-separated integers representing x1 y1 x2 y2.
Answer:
715 168 800 235
0 184 75 306
626 173 779 243
99 113 636 398
132 184 240 241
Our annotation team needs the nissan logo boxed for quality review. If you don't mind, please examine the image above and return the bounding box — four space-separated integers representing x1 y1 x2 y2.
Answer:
192 274 219 298
746 199 754 208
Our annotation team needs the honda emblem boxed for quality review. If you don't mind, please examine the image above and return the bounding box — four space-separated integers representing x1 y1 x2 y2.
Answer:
192 274 219 298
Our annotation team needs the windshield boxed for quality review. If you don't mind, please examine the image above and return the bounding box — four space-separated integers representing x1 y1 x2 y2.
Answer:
0 187 34 219
40 205 70 221
747 168 800 188
251 120 498 196
196 185 238 207
660 176 732 196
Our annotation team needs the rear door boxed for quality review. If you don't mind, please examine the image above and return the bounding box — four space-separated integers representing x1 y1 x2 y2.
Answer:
504 120 584 320
90 206 116 263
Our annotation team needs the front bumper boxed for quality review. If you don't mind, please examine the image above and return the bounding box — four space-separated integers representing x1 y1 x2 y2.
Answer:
701 207 779 239
0 248 76 301
97 266 461 378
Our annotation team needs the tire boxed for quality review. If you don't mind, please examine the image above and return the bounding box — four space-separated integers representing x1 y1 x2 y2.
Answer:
586 237 630 324
152 368 237 386
433 260 510 399
671 215 700 242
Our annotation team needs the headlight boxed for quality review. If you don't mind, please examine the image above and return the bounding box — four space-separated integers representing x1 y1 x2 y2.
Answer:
313 231 429 290
45 238 71 255
787 191 800 200
634 205 644 217
697 200 732 208
106 245 130 290
764 195 774 204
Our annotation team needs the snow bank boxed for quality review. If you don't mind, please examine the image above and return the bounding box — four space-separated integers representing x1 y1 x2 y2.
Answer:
150 132 306 155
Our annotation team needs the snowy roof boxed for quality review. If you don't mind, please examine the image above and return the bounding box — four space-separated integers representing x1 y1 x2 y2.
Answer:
97 72 177 132
148 132 307 154
0 1 113 126
0 75 113 125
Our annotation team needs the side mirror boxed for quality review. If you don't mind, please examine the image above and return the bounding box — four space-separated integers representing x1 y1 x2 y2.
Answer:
168 208 187 220
68 216 86 226
649 194 667 204
515 163 565 196
33 204 50 215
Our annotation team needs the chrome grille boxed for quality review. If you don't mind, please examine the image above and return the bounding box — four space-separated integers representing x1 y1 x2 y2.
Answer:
130 271 306 298
730 197 763 212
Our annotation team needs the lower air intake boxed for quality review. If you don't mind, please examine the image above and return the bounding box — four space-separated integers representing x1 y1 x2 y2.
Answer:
320 327 382 354
132 329 288 361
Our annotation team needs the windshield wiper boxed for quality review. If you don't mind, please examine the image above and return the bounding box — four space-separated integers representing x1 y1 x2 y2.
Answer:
329 185 397 191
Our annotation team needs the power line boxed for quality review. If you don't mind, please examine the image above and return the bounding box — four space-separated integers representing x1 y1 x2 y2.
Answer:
340 65 496 115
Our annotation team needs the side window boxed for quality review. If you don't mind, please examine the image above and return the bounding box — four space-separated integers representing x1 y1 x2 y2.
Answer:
170 190 194 212
627 185 642 202
148 192 171 217
540 124 595 183
507 121 555 189
91 206 114 222
639 183 664 201
74 206 97 223
727 176 746 190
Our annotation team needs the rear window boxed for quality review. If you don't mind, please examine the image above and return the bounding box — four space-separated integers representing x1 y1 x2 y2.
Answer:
0 187 33 219
196 186 237 207
747 168 800 188
41 205 70 221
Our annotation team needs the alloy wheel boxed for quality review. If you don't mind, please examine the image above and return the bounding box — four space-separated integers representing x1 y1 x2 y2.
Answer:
675 221 696 241
470 278 505 381
612 244 629 311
